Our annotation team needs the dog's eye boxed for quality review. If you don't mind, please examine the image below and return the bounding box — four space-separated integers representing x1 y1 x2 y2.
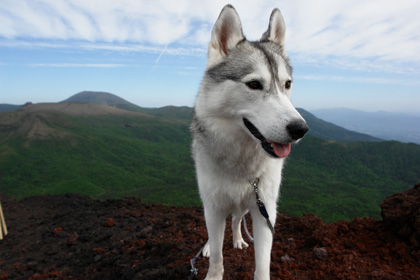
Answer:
285 80 292 89
246 81 263 90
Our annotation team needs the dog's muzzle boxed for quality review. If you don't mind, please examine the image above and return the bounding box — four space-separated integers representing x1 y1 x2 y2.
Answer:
243 118 308 158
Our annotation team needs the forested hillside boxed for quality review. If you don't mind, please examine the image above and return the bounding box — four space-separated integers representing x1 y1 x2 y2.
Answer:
281 136 420 221
0 104 197 205
1 94 419 222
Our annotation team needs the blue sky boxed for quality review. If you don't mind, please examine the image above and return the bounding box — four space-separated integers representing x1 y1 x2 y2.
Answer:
1 0 420 113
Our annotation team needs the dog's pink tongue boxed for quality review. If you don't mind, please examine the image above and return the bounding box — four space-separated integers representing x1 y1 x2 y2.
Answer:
271 142 291 158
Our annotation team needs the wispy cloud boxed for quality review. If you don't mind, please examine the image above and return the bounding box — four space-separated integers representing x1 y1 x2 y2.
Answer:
0 0 219 44
297 74 420 87
0 39 207 57
291 54 420 75
152 43 169 71
1 0 420 70
28 63 137 68
284 0 420 67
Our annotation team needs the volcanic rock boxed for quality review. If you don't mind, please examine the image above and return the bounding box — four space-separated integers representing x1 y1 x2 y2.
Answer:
0 184 419 279
313 247 328 260
381 183 420 261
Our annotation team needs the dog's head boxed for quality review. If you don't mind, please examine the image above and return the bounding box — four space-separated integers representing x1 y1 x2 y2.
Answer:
201 5 308 158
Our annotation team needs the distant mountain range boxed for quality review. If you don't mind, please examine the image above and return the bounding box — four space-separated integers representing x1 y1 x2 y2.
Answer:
3 92 419 144
312 108 420 144
0 91 383 145
297 108 381 142
1 91 419 222
0 91 390 143
61 91 382 142
0 103 28 112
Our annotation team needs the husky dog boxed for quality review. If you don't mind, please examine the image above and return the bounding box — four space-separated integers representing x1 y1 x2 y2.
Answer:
191 5 308 280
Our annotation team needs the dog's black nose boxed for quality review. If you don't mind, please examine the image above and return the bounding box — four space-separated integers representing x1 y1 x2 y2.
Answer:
287 120 309 140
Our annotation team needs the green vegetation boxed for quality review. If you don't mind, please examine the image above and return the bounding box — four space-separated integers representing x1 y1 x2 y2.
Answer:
1 99 419 223
135 106 193 123
280 136 420 222
0 113 200 206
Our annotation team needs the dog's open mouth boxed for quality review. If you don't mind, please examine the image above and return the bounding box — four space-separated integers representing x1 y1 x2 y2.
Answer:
243 118 291 158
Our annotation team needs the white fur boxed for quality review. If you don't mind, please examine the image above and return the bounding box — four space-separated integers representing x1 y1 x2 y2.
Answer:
192 5 307 280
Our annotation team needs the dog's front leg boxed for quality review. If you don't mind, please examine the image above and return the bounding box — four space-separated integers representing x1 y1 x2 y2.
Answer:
251 201 277 280
204 207 227 280
232 212 249 249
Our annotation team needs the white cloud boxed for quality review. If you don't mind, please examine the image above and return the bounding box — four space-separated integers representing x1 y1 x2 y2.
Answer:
1 0 420 71
283 0 420 63
297 74 420 87
28 63 135 68
0 40 207 57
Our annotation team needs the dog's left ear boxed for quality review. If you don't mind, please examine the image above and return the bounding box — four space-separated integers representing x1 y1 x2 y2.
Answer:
261 8 286 53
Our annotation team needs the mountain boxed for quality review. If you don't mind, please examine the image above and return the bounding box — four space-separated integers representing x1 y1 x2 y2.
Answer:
1 91 141 113
0 104 23 112
297 108 381 142
1 92 420 222
63 92 381 141
312 108 420 144
62 91 142 112
133 106 381 142
63 91 193 122
62 91 132 105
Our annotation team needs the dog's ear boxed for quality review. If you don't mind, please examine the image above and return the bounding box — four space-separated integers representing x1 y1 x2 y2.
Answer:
261 8 286 53
207 5 244 67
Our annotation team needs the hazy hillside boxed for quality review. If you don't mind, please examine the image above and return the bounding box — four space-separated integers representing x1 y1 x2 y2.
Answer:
62 91 193 122
312 108 420 144
136 106 193 123
1 97 420 222
62 91 142 112
0 104 22 112
3 92 415 144
297 108 381 142
63 92 381 141
133 107 381 142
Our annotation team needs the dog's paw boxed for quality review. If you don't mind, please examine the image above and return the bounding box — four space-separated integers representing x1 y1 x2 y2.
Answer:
202 242 210 257
233 238 249 250
204 265 224 280
204 276 223 280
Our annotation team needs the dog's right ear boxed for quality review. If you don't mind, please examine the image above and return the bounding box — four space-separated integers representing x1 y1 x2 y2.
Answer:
261 8 286 54
207 5 244 68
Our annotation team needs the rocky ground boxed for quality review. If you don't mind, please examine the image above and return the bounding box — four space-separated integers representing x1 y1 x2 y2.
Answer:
0 184 419 280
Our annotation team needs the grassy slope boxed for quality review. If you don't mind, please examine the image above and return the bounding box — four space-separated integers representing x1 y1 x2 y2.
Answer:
1 106 420 223
0 113 200 206
281 136 420 221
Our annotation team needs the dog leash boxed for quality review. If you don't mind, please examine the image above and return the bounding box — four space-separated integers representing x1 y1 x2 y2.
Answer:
250 178 275 234
188 177 274 279
188 245 204 280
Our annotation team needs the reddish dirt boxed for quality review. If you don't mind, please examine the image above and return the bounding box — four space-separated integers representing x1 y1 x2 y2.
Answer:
0 184 419 280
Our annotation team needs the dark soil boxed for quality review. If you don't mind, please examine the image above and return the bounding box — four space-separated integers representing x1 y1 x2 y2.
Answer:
1 184 420 280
